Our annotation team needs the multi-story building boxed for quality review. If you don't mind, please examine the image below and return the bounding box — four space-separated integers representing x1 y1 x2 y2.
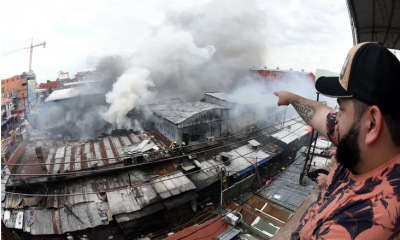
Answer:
1 75 28 111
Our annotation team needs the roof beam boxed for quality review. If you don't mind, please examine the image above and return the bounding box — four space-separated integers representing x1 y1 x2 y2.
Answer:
358 27 400 34
371 0 376 41
346 0 360 45
376 0 396 46
392 33 400 49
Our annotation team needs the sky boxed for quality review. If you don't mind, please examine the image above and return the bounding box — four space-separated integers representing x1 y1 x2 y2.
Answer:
0 0 353 83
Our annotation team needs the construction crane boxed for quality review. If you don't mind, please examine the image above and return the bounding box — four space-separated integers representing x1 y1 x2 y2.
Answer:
1 38 46 72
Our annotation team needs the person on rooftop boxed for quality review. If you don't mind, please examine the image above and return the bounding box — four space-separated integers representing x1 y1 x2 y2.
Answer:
274 42 400 240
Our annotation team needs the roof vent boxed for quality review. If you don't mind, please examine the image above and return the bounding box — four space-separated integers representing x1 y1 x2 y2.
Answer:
248 140 261 150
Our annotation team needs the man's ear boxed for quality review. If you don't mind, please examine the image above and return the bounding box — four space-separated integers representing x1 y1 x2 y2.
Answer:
365 106 383 145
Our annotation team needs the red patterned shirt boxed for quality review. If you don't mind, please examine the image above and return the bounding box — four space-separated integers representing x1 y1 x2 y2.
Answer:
291 111 400 240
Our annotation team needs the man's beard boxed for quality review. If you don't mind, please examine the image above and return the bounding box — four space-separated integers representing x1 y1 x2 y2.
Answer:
336 123 361 172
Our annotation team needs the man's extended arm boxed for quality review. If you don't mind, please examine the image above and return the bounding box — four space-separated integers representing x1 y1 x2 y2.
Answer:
274 91 333 139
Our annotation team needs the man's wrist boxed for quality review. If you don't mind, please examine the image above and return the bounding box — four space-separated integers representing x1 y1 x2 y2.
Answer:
288 93 299 104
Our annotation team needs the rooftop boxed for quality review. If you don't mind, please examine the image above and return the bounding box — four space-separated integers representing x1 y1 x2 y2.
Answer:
257 151 329 211
63 80 98 87
205 92 264 105
45 87 103 102
148 101 227 124
11 133 168 178
163 216 231 240
226 192 293 239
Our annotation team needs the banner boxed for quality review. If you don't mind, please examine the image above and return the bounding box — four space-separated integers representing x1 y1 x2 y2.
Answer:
27 80 36 103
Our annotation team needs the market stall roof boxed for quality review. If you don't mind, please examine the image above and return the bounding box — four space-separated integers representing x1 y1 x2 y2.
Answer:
347 0 400 50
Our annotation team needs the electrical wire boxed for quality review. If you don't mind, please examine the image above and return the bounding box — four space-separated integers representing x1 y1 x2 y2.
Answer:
175 187 262 240
6 111 295 166
3 118 302 177
3 124 307 197
150 204 220 239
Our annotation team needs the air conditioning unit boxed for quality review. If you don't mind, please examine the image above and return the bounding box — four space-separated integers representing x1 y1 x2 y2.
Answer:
207 136 215 142
224 213 239 226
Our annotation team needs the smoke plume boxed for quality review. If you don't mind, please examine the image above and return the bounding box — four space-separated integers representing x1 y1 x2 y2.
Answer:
101 0 268 128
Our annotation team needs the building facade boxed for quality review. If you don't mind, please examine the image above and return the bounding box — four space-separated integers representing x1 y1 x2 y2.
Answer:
1 75 28 110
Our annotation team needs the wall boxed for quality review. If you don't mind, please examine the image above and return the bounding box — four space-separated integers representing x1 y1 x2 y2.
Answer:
250 69 316 84
154 116 179 142
153 108 229 144
1 76 28 106
7 139 27 171
222 174 255 204
39 81 60 90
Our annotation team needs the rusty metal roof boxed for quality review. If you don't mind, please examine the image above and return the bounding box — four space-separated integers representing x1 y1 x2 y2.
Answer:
42 133 166 174
163 216 229 240
22 201 111 235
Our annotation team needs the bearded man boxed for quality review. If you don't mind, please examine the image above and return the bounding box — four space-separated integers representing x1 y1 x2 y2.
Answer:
274 42 400 240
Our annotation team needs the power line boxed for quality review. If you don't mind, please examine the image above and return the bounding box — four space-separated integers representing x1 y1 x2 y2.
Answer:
3 118 302 177
6 114 300 167
8 109 291 165
175 188 262 240
3 124 306 197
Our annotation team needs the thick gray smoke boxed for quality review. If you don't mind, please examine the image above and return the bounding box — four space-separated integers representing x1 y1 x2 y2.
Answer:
102 0 268 128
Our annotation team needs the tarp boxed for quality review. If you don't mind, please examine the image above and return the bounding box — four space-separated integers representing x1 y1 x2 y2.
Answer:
235 157 270 177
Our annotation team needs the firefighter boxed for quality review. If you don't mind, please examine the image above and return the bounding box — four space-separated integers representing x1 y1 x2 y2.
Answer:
170 141 179 155
178 142 186 155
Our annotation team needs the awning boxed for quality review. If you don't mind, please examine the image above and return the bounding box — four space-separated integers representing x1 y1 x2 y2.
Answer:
347 0 400 50
234 157 270 177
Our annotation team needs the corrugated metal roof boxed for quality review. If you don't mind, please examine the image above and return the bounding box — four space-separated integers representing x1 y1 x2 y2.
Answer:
150 171 196 199
311 156 332 168
4 194 23 209
149 101 228 124
1 167 10 201
163 216 229 240
23 201 111 235
271 123 309 144
315 139 331 149
217 226 242 239
45 87 104 102
258 152 320 211
41 133 166 174
187 159 220 190
114 202 164 223
218 143 270 174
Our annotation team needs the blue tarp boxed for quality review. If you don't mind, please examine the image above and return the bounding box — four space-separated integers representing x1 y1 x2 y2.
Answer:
235 157 270 177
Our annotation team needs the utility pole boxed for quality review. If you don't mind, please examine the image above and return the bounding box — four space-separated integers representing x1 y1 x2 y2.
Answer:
282 108 287 129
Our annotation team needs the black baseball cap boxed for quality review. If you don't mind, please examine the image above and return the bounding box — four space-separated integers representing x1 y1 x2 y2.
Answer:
315 42 400 114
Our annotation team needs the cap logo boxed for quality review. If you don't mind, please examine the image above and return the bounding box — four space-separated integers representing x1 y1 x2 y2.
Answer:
340 53 350 80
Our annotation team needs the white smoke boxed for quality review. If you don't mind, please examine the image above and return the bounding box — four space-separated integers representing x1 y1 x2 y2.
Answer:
100 0 268 128
102 68 155 129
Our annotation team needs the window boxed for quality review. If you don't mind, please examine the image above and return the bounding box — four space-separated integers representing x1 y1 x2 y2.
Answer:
22 83 27 86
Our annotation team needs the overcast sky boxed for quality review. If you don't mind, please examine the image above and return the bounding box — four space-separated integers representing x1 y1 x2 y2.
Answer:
0 0 353 83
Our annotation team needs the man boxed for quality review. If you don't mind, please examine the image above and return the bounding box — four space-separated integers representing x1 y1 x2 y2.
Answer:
274 42 400 240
